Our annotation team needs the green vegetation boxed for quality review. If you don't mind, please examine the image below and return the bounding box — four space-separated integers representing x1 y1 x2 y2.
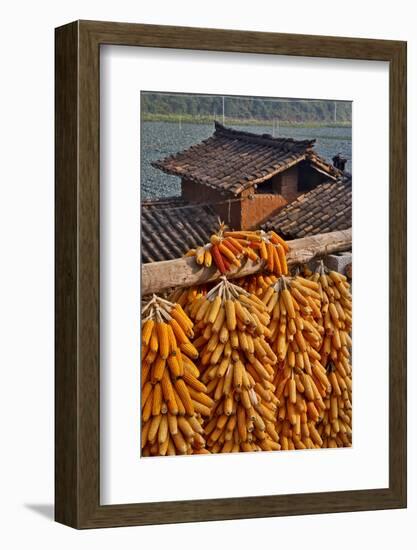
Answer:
142 112 351 128
141 93 352 126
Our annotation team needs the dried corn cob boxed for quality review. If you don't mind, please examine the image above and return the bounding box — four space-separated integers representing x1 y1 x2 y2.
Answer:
141 295 213 456
189 276 280 452
168 286 209 316
185 222 289 276
262 275 330 450
234 273 278 296
312 263 352 448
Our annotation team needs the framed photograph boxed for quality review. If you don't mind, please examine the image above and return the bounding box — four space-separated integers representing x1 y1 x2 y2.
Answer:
55 20 406 528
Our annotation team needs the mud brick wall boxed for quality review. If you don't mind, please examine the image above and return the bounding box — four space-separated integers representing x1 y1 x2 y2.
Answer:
240 194 288 229
279 165 299 202
181 179 242 229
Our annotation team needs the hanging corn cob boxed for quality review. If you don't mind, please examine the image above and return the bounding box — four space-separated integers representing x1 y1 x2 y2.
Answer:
262 274 332 450
168 286 209 316
189 276 280 452
312 263 352 448
233 273 278 297
141 295 213 456
185 229 248 274
185 222 290 276
223 229 289 276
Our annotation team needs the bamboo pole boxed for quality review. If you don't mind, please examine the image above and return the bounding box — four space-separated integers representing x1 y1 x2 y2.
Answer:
142 228 352 296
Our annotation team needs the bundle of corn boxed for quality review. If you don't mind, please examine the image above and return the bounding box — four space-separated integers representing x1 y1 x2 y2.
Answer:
263 275 331 450
141 295 213 456
233 273 278 297
184 222 245 274
185 222 289 276
223 230 289 276
169 286 208 316
189 276 280 453
312 264 352 448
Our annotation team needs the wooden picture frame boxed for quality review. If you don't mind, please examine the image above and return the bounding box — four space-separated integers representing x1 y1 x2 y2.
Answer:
55 20 407 528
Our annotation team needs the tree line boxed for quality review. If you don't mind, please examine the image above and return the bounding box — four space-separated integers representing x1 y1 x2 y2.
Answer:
141 93 352 123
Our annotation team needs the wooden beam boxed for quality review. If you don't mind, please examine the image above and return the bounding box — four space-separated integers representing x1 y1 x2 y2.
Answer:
142 229 352 296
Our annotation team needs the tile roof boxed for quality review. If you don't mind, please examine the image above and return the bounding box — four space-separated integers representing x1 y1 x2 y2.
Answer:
152 122 340 196
141 197 219 263
262 175 352 239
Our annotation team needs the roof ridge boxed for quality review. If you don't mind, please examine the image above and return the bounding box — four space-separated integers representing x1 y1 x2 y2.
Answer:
214 121 316 149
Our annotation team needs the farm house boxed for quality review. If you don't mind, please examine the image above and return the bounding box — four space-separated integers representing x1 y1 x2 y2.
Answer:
142 122 351 264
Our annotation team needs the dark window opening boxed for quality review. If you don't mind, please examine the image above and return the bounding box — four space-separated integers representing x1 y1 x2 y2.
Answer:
297 161 328 193
255 174 282 194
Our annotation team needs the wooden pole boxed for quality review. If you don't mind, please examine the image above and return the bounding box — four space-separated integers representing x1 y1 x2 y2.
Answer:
142 229 352 296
